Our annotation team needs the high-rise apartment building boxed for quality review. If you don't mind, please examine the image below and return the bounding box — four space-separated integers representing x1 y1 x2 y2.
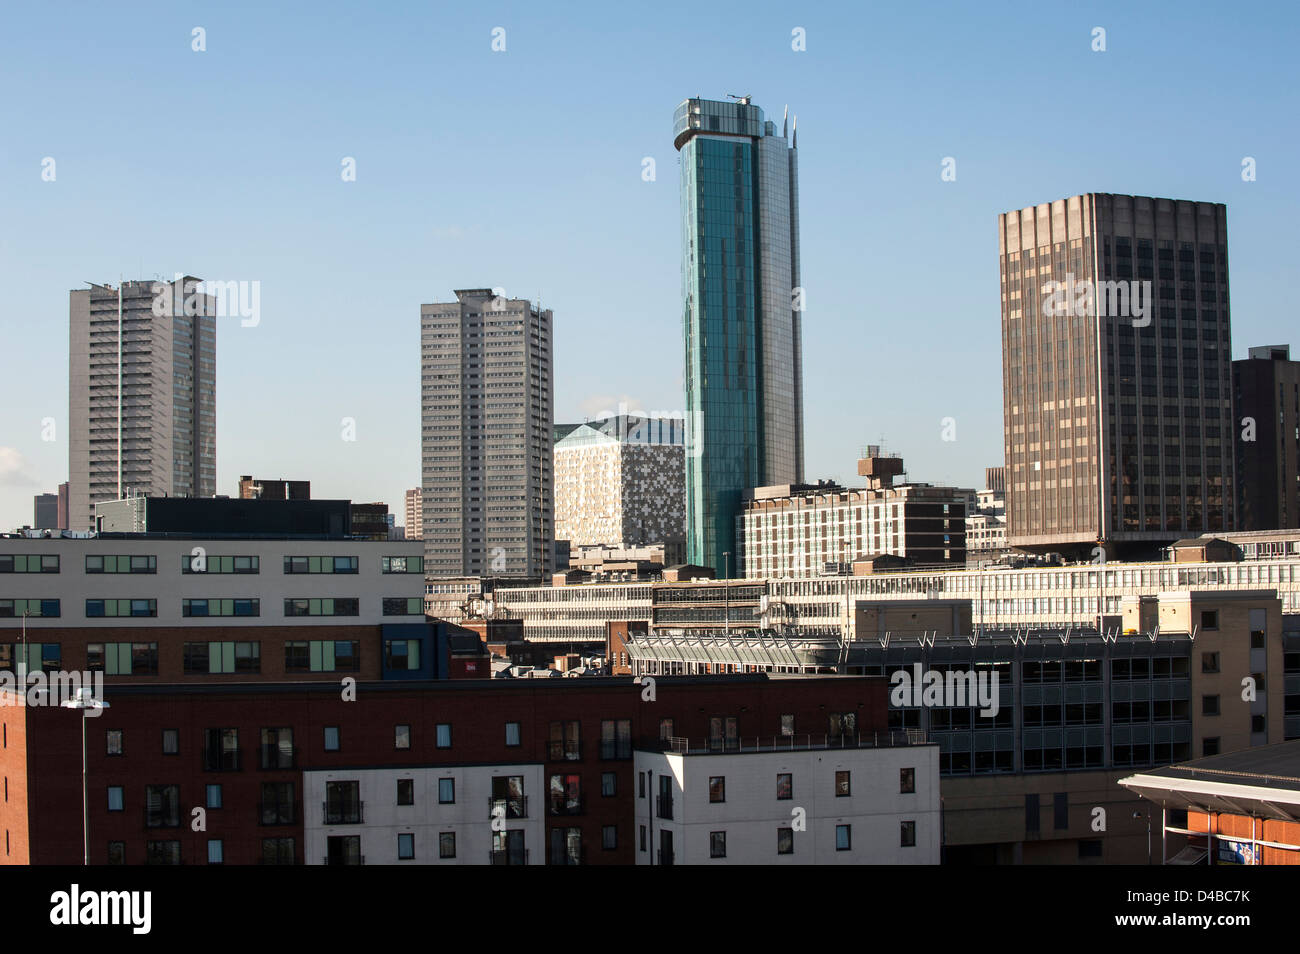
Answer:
999 195 1234 557
1234 345 1300 530
553 414 686 551
674 96 804 576
68 278 216 531
405 487 423 541
421 289 553 578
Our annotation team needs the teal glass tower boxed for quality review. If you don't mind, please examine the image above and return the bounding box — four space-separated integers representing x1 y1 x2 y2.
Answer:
674 96 804 577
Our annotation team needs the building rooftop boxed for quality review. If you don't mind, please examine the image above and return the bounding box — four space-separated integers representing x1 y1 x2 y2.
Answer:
1120 740 1300 819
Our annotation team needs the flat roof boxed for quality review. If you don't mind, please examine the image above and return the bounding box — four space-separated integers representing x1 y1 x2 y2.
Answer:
1120 740 1300 819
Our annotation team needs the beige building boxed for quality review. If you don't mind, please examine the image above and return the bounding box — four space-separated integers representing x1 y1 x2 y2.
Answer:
68 279 216 531
404 487 423 541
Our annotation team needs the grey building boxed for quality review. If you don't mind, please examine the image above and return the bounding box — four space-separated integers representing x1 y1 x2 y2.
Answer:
674 96 804 575
998 194 1234 557
33 494 58 530
421 289 553 578
68 278 216 531
1234 345 1300 530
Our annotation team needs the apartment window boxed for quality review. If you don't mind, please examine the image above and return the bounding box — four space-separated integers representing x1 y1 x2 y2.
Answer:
85 555 156 574
324 781 361 824
709 776 726 803
1200 610 1219 631
106 729 123 756
383 598 424 616
397 833 415 860
146 841 181 865
601 772 617 797
284 642 309 672
284 598 359 618
182 598 259 618
0 599 59 618
261 838 295 865
85 599 157 618
901 821 916 847
780 714 795 736
1079 839 1103 859
835 825 852 851
86 641 157 675
602 825 617 850
182 641 260 674
709 831 726 859
203 728 240 771
1203 695 1221 716
600 719 632 759
0 554 58 573
835 771 851 797
549 720 580 760
207 840 224 865
900 767 915 793
107 786 123 812
1201 652 1221 673
144 785 181 828
505 722 521 746
206 784 222 809
438 778 455 804
638 772 646 798
658 718 674 741
708 716 739 752
382 556 424 574
397 779 414 806
283 555 358 574
384 638 421 669
260 728 294 769
549 774 582 815
777 828 794 855
639 825 647 852
439 832 456 859
181 554 258 574
107 842 126 865
436 724 452 748
324 727 340 751
1203 737 1221 756
395 725 411 750
1026 794 1040 832
776 773 792 800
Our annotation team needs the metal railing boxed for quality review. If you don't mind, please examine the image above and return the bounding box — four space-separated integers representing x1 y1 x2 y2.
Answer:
488 849 529 866
548 741 582 761
259 745 299 770
323 854 364 865
322 800 364 825
549 795 584 817
662 730 927 754
488 795 528 819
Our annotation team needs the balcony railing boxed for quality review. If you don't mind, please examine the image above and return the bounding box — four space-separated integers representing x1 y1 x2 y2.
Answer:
660 730 929 755
259 745 299 770
599 740 633 760
656 794 673 820
323 854 365 865
547 741 582 761
322 800 364 825
488 849 529 866
202 747 241 771
258 801 297 826
549 795 584 817
488 795 528 820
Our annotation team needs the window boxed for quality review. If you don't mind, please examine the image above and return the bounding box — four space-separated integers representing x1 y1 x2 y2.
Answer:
107 842 126 865
780 714 795 736
182 598 259 618
1203 695 1221 716
85 599 157 618
1054 793 1068 830
107 786 124 812
144 785 181 828
639 825 647 852
86 641 158 675
0 554 58 573
639 772 646 798
900 767 915 793
324 727 339 751
709 776 725 803
601 772 617 797
436 724 451 748
284 598 359 617
397 833 415 860
381 556 424 574
549 774 582 815
658 718 674 741
1203 737 1221 756
262 838 295 865
602 825 617 850
901 820 916 847
1079 839 1103 859
397 779 414 806
207 840 224 865
438 778 455 804
384 638 422 669
1201 652 1220 673
283 555 358 574
395 725 411 750
162 729 178 755
550 827 582 866
85 555 156 574
600 719 632 759
835 771 851 797
260 783 294 825
324 781 361 824
260 728 294 769
383 598 424 616
1200 610 1219 631
549 720 580 760
709 831 726 858
206 784 222 809
708 716 738 752
181 554 258 574
776 773 792 800
0 599 59 618
439 832 456 859
204 728 240 771
777 827 794 855
835 825 852 851
505 722 521 746
182 641 260 674
145 841 181 865
106 729 123 756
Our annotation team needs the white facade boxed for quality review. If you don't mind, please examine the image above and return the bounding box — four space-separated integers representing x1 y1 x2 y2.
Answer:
303 764 545 865
0 536 424 629
633 743 940 864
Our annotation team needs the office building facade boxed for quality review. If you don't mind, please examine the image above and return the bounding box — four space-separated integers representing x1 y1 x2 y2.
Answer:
421 289 553 578
68 279 216 531
999 195 1234 556
1234 345 1300 530
674 97 804 575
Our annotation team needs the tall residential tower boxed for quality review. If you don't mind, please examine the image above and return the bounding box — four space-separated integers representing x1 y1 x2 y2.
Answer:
998 194 1234 556
420 289 553 578
674 96 804 575
68 278 216 531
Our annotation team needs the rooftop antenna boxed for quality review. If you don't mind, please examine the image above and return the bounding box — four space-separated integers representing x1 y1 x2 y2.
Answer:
782 105 788 138
726 93 752 105
792 114 797 148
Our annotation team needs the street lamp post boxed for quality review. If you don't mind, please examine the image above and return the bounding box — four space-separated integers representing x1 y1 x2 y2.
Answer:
61 688 110 866
722 551 730 641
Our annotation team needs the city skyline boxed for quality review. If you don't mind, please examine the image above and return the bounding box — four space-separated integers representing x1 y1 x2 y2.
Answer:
2 2 1297 535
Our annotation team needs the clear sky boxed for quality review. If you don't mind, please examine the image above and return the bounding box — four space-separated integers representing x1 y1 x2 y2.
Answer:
1 0 1297 531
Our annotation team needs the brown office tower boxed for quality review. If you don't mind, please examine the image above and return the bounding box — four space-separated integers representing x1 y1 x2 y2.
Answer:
998 194 1234 559
1234 345 1300 530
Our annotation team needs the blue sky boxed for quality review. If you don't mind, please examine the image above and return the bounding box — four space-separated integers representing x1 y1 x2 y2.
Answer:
2 0 1297 531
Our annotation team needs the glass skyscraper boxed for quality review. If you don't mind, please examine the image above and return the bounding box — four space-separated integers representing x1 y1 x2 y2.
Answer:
674 96 804 576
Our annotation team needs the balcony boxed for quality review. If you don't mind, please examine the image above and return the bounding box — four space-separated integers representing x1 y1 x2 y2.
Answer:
547 741 582 761
549 795 584 817
323 854 365 865
656 794 673 820
202 747 241 772
599 740 632 760
143 808 181 829
489 849 529 866
259 745 298 770
258 802 297 826
658 730 929 755
488 795 528 820
322 801 364 825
